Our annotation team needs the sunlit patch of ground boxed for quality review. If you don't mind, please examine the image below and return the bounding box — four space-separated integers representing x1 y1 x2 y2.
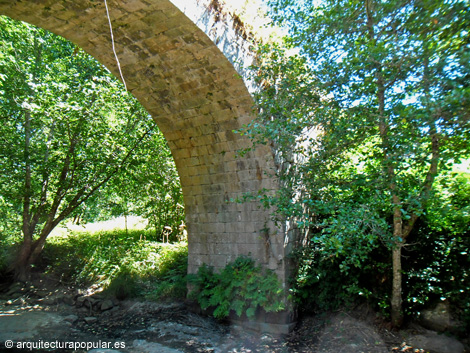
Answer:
50 216 148 237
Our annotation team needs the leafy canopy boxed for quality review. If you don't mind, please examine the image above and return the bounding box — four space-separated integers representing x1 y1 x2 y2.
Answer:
0 16 183 278
241 0 470 322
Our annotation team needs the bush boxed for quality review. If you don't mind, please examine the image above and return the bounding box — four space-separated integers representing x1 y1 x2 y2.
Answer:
144 243 188 300
403 226 470 335
188 256 285 319
290 173 470 329
290 241 391 315
105 270 140 300
42 229 188 300
401 173 470 335
0 232 21 280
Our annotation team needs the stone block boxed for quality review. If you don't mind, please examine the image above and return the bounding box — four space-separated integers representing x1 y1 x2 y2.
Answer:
211 254 229 269
209 173 228 184
186 166 201 177
171 148 191 160
215 242 232 256
221 150 237 161
213 222 227 234
241 180 261 192
212 141 231 154
420 301 458 332
179 176 194 187
236 243 255 258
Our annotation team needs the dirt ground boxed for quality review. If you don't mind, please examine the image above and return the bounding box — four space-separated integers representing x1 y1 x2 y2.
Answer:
0 275 463 353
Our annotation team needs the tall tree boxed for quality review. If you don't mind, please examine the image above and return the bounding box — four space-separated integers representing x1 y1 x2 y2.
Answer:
82 129 185 241
246 0 470 326
0 17 159 280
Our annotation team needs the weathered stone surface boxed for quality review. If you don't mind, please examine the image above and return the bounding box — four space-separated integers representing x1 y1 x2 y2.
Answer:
100 299 114 311
63 314 79 323
420 300 461 333
41 296 58 305
35 289 51 297
77 296 98 309
6 282 27 297
84 316 98 324
132 339 183 353
62 295 75 306
76 296 87 308
0 311 66 341
407 331 465 353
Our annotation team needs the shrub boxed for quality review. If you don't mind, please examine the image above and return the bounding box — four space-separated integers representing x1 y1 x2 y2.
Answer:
105 270 140 300
42 229 188 300
289 173 470 328
403 224 470 335
289 241 391 315
189 256 285 319
401 173 470 335
144 243 188 300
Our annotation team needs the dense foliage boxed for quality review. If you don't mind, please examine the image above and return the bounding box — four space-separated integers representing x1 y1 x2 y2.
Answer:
290 173 470 325
189 256 285 319
242 0 470 326
0 16 184 279
73 129 185 242
404 173 470 330
41 229 188 300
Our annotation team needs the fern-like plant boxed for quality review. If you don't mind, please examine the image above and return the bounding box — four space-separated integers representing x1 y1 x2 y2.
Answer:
189 256 285 319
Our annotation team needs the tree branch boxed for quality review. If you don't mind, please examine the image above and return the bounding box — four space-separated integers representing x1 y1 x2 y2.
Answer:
54 126 154 226
22 108 33 239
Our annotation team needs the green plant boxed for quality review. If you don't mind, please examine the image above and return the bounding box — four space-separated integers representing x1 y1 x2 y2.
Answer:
189 256 285 319
288 172 470 325
105 269 140 300
243 0 469 326
42 229 188 300
0 232 20 280
145 243 188 300
402 173 470 335
290 241 391 315
0 16 182 280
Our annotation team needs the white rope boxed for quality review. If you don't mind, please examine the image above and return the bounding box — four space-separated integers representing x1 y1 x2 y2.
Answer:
104 0 127 91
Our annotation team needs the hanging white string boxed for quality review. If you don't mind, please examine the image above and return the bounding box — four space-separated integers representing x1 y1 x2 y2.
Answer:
104 0 127 91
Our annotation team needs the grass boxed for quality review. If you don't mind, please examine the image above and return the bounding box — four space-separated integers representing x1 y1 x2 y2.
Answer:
42 228 188 300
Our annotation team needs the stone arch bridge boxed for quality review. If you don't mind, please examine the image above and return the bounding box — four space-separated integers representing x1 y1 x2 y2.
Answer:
0 0 295 324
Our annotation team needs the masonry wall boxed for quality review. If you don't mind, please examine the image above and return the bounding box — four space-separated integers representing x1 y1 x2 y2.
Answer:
0 0 293 288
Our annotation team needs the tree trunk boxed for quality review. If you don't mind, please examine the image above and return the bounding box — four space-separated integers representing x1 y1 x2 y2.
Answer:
16 106 33 282
364 2 406 326
13 240 33 282
13 227 53 281
125 212 128 236
391 242 403 327
390 196 405 327
14 215 56 281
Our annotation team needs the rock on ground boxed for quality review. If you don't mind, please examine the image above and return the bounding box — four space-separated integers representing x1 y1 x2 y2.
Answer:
420 300 462 333
407 330 465 353
130 339 183 353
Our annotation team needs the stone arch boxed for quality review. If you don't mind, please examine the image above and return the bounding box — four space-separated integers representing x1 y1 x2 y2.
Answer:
0 0 293 305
